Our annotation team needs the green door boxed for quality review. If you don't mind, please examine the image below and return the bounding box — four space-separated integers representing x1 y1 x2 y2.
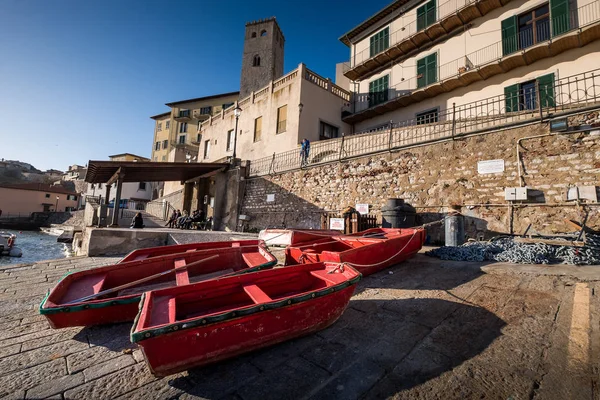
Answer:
504 84 519 112
501 16 518 55
537 73 556 107
550 0 570 36
417 0 436 31
417 53 437 89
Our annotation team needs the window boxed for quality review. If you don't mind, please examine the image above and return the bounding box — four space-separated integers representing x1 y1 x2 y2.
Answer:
276 105 287 134
200 106 212 115
227 129 235 151
98 183 102 189
504 73 555 112
253 55 261 67
502 3 551 55
45 194 50 198
251 32 257 38
222 102 234 110
416 108 439 125
138 182 146 191
197 133 201 142
165 121 170 129
66 194 77 201
368 75 389 107
417 0 436 31
254 116 262 142
369 27 389 58
154 141 160 151
319 121 339 140
162 155 166 161
179 123 187 133
178 135 186 144
178 109 190 118
161 140 168 149
417 53 437 88
204 140 211 159
157 122 162 131
260 30 267 36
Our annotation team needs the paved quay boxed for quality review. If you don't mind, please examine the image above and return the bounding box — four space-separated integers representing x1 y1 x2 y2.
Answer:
0 251 599 399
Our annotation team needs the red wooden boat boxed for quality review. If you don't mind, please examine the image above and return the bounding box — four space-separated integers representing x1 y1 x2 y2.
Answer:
120 239 263 263
40 242 276 328
258 229 341 247
131 262 361 377
285 228 425 276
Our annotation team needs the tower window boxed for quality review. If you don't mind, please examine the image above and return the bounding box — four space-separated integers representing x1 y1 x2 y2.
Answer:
260 30 267 36
253 55 261 67
251 32 257 38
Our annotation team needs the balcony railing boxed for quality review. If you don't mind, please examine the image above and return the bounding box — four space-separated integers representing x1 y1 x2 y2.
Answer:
248 67 600 177
175 110 191 120
348 0 600 119
345 0 509 80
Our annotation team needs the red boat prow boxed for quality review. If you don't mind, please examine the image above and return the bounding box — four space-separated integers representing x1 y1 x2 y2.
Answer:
285 228 425 276
40 241 276 328
131 262 361 377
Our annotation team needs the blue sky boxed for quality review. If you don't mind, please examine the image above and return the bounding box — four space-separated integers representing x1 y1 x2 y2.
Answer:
0 0 389 171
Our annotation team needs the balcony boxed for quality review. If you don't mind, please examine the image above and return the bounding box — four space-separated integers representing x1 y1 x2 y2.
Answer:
174 110 191 122
345 0 514 81
343 0 600 124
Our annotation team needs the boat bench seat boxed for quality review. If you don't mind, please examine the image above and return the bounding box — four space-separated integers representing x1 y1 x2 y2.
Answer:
244 285 272 304
242 252 266 267
174 259 190 286
310 270 347 286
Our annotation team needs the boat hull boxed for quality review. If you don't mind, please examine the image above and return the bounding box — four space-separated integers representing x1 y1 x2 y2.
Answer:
286 228 425 276
258 229 341 247
40 242 277 328
131 262 361 377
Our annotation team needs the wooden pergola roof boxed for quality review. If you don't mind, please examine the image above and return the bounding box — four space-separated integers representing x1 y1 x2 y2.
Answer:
84 161 228 184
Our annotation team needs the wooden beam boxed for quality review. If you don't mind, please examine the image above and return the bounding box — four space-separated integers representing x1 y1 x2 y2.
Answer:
185 167 227 183
106 167 123 186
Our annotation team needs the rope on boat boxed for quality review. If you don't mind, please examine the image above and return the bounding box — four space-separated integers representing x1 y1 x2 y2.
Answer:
338 229 422 269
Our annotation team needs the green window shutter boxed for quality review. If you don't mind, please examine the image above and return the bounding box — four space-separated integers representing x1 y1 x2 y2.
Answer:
551 0 570 36
370 36 376 58
501 16 518 56
504 84 519 112
426 53 437 86
417 57 427 88
382 28 389 52
417 0 436 31
537 73 556 107
368 75 389 107
382 75 389 103
370 28 389 58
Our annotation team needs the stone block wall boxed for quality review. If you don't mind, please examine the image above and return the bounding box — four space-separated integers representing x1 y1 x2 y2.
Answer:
241 118 599 241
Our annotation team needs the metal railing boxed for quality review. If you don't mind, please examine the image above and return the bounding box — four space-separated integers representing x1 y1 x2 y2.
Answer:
248 68 600 177
353 0 600 114
350 0 473 68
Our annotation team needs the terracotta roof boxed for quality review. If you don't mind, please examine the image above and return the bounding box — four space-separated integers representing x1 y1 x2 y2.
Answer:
339 0 413 47
0 183 77 195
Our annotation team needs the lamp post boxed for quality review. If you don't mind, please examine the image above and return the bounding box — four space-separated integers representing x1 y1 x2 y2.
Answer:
232 106 242 160
55 196 59 212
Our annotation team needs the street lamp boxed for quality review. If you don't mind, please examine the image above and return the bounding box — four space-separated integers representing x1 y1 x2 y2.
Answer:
232 106 242 160
55 196 59 212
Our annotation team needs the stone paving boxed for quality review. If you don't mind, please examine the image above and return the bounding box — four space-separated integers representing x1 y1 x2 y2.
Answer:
0 252 599 399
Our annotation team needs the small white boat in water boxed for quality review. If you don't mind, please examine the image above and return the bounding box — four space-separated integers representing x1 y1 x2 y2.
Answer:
0 232 22 257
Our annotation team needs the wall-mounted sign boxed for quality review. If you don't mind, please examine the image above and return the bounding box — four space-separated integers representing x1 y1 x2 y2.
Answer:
477 159 505 174
356 204 369 215
329 218 345 230
266 194 275 202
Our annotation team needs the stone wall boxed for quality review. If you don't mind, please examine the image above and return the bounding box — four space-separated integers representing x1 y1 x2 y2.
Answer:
241 118 599 242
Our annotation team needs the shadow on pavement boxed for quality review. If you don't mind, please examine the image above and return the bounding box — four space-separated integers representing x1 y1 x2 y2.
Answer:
73 322 136 352
170 298 505 400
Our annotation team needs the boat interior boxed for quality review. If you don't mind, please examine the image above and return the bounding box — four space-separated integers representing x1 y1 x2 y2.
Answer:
121 240 261 263
45 244 274 306
137 263 359 330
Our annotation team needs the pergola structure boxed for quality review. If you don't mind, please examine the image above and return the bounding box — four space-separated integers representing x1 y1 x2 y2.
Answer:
85 161 229 226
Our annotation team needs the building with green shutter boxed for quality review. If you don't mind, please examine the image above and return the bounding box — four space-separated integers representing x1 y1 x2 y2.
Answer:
339 0 600 131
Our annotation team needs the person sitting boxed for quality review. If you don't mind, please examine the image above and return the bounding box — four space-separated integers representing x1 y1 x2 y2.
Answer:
177 210 189 229
166 210 177 228
130 212 145 229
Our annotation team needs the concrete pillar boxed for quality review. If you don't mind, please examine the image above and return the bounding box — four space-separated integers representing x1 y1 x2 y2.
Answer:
182 182 194 213
110 177 124 227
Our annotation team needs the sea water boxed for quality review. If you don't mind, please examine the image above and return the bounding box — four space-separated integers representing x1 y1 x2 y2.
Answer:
0 230 70 266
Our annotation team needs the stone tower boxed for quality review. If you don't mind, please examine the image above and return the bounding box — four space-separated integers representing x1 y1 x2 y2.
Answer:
239 18 285 99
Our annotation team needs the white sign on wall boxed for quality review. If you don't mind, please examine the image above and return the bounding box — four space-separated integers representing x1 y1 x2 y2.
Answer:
477 159 505 174
356 204 369 215
266 194 275 202
329 218 345 230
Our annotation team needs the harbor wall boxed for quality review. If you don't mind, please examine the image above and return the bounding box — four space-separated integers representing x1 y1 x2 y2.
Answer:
241 112 600 241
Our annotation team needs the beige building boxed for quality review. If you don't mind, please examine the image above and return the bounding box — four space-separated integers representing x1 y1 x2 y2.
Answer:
0 183 79 216
340 0 600 130
198 63 351 163
150 92 239 162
